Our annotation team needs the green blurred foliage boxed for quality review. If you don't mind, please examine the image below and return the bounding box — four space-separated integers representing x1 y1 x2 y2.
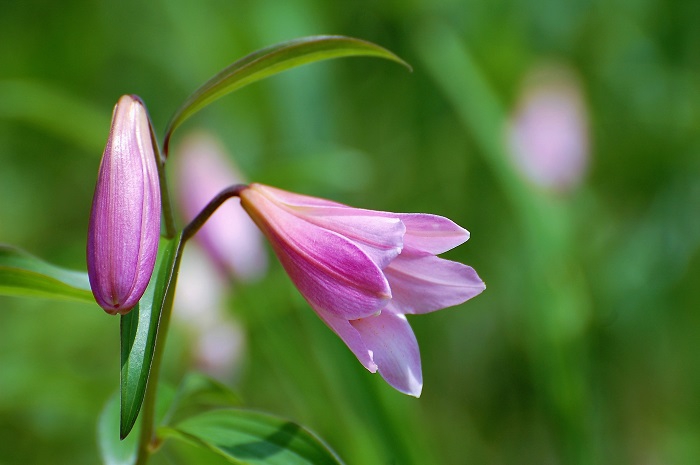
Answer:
1 0 700 464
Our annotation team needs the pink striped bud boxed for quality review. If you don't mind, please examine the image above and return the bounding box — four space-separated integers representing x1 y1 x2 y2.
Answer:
87 95 161 314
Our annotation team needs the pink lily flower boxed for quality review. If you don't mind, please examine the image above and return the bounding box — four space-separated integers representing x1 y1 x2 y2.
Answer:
86 95 161 315
239 183 485 396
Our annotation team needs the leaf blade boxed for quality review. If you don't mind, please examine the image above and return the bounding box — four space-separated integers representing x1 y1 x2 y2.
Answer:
162 372 243 426
120 234 183 439
98 392 139 465
160 409 345 465
164 35 410 152
0 244 93 303
99 386 178 465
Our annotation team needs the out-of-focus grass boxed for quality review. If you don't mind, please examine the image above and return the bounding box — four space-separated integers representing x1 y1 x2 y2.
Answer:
1 0 700 464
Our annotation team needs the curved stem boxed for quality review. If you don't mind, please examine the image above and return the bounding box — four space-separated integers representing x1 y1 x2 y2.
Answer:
132 185 244 464
182 184 247 243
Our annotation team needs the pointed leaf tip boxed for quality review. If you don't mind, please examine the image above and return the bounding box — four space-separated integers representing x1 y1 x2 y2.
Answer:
164 35 411 152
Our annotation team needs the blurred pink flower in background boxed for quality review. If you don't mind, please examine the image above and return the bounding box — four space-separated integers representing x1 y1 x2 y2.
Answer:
173 243 246 380
193 321 245 379
506 64 590 192
173 131 267 379
175 131 267 281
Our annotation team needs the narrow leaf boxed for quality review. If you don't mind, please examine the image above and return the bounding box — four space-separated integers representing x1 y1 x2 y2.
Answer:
98 392 139 465
164 35 410 153
0 79 109 153
163 372 243 426
160 409 345 465
120 234 183 439
99 387 177 465
0 244 93 303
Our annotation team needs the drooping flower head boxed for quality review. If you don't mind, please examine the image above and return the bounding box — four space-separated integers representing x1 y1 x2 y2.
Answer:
239 183 485 396
175 132 267 282
87 95 161 315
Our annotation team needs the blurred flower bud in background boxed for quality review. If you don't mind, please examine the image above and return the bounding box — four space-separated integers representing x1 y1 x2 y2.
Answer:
506 64 590 192
173 131 266 380
175 131 267 282
173 243 246 381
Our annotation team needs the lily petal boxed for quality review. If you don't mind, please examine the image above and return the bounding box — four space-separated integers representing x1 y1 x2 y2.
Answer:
315 309 378 373
240 186 392 320
350 307 423 397
385 255 486 314
396 213 470 255
249 185 468 256
251 184 405 269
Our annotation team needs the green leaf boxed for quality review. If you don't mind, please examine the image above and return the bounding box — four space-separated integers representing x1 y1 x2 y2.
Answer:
160 409 345 465
164 35 410 153
120 234 183 439
163 372 243 426
0 79 109 153
0 244 93 303
98 386 177 465
98 392 140 465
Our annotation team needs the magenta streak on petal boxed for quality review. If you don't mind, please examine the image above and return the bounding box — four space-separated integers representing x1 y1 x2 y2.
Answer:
127 100 160 311
240 187 392 320
350 306 423 397
252 184 347 208
384 255 485 314
251 184 405 269
292 212 404 269
254 184 468 256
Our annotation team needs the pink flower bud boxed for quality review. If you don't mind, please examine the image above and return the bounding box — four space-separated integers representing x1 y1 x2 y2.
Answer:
87 95 161 314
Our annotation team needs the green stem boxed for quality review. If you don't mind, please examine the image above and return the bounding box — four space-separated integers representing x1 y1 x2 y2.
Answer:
157 163 177 239
146 110 176 239
131 185 244 464
133 120 179 464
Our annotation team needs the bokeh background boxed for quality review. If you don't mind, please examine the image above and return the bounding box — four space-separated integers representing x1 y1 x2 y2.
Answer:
1 0 700 464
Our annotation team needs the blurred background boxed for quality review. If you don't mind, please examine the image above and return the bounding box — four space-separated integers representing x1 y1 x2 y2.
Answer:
1 0 699 464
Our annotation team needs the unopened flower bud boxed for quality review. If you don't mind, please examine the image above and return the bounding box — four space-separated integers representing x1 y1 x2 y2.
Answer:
87 95 161 314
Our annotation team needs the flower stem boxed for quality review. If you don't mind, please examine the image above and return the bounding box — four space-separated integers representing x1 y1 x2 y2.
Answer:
157 163 177 239
146 111 176 239
182 184 247 243
132 185 243 464
132 117 179 464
